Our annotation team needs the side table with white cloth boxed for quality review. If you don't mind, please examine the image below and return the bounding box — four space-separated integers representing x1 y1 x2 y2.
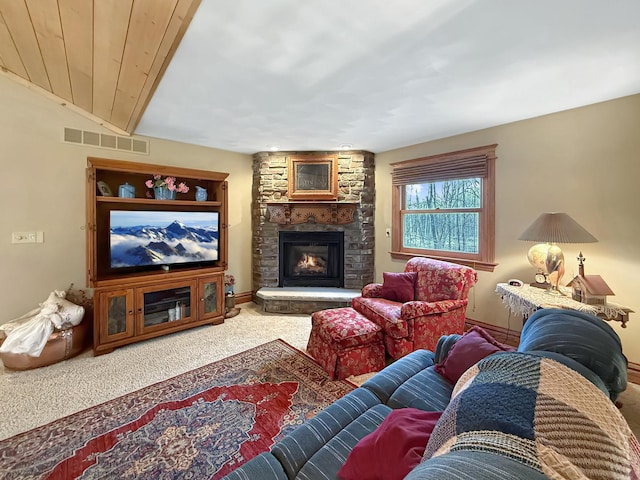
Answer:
495 283 633 327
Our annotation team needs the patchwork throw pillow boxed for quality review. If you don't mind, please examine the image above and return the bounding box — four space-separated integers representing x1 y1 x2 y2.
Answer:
338 408 442 480
381 271 417 303
434 325 515 384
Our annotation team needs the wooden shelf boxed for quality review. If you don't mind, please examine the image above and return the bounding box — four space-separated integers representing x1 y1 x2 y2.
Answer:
265 201 359 205
92 265 224 289
96 197 223 207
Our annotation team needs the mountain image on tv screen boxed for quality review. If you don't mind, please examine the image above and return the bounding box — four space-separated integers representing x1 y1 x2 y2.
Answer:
110 210 219 268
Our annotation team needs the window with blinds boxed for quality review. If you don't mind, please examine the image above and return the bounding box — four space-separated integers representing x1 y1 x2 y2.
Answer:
390 144 497 271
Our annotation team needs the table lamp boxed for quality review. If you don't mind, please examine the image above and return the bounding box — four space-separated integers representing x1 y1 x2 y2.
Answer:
518 212 597 294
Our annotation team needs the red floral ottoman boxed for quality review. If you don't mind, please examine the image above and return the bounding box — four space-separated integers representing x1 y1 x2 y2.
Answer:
307 307 385 380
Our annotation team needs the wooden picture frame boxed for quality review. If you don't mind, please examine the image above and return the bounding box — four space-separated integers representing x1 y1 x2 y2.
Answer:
97 180 113 196
288 155 338 200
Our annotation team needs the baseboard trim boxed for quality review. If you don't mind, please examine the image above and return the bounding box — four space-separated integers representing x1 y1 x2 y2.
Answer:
464 318 520 348
465 318 640 385
235 291 253 305
628 362 640 385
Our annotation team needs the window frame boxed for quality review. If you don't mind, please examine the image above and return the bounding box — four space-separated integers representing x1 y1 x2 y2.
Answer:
390 145 497 272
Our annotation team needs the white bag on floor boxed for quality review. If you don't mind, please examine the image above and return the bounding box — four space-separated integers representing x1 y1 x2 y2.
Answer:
0 313 55 357
0 290 85 357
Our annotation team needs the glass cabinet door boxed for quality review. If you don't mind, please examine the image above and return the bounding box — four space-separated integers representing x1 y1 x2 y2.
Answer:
198 274 224 320
136 281 196 334
99 289 134 343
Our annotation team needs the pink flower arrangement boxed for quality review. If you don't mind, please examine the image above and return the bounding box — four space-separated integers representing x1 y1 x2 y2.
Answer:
224 274 235 286
145 175 189 193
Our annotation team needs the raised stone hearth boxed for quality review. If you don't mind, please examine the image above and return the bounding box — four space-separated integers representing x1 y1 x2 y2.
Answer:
252 151 375 313
256 287 361 314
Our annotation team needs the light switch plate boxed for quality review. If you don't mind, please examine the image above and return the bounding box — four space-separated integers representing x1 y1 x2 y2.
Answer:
12 231 43 244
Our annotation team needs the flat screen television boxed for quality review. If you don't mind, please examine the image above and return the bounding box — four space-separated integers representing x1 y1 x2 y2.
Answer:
109 210 219 270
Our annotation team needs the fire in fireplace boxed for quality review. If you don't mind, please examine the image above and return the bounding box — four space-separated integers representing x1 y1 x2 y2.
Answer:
294 252 327 275
279 231 344 287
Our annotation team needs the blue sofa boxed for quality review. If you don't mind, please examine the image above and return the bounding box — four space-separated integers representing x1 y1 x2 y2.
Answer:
222 309 629 479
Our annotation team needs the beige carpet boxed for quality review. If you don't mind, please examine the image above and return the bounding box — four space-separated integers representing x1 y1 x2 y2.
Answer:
1 302 639 441
0 303 313 441
619 382 640 438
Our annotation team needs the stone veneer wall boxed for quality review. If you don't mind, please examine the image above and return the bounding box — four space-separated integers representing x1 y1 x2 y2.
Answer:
252 151 375 297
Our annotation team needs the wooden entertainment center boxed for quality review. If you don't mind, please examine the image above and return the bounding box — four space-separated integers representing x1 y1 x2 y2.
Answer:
86 158 228 355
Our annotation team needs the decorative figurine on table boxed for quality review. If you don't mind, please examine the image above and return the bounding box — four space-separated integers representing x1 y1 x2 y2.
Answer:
566 252 614 305
224 274 240 318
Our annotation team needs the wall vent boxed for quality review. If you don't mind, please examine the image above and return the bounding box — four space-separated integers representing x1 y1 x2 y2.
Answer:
63 127 149 155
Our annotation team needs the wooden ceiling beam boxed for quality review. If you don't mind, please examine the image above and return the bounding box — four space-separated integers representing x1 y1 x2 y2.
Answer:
110 0 177 130
126 0 202 133
0 67 129 136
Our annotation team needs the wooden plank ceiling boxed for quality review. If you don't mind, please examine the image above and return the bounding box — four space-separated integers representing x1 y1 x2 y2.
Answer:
0 0 201 134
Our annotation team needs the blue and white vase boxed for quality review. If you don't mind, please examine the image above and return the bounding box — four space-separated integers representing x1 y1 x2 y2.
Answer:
195 186 208 202
154 187 176 200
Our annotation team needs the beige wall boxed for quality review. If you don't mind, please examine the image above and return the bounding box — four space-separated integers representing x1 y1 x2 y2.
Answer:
0 75 253 321
3 73 639 363
376 94 640 363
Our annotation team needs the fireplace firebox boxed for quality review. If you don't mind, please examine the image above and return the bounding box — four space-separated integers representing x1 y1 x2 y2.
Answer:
279 231 344 287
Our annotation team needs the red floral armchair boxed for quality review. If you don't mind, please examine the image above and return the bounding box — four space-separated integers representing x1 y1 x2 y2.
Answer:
351 257 478 359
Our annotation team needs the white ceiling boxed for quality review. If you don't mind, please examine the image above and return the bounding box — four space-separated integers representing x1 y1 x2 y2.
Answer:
135 0 640 154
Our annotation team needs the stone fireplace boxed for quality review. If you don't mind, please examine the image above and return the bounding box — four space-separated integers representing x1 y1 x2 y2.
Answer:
252 150 375 312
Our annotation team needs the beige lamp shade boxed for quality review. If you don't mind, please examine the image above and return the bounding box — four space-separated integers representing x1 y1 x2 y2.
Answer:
518 213 598 244
519 213 597 294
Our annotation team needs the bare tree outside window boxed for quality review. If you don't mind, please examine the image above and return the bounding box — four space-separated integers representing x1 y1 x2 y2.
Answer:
403 179 481 253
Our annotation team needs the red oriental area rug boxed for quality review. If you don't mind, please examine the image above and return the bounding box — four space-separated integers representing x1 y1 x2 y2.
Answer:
0 339 355 479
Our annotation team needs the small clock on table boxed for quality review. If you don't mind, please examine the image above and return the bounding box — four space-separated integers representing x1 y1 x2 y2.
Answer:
531 272 551 289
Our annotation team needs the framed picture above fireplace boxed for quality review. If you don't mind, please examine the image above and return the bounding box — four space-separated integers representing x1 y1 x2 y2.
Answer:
288 154 338 200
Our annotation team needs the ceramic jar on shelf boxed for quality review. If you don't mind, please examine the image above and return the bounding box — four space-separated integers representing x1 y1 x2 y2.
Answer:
195 186 208 202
